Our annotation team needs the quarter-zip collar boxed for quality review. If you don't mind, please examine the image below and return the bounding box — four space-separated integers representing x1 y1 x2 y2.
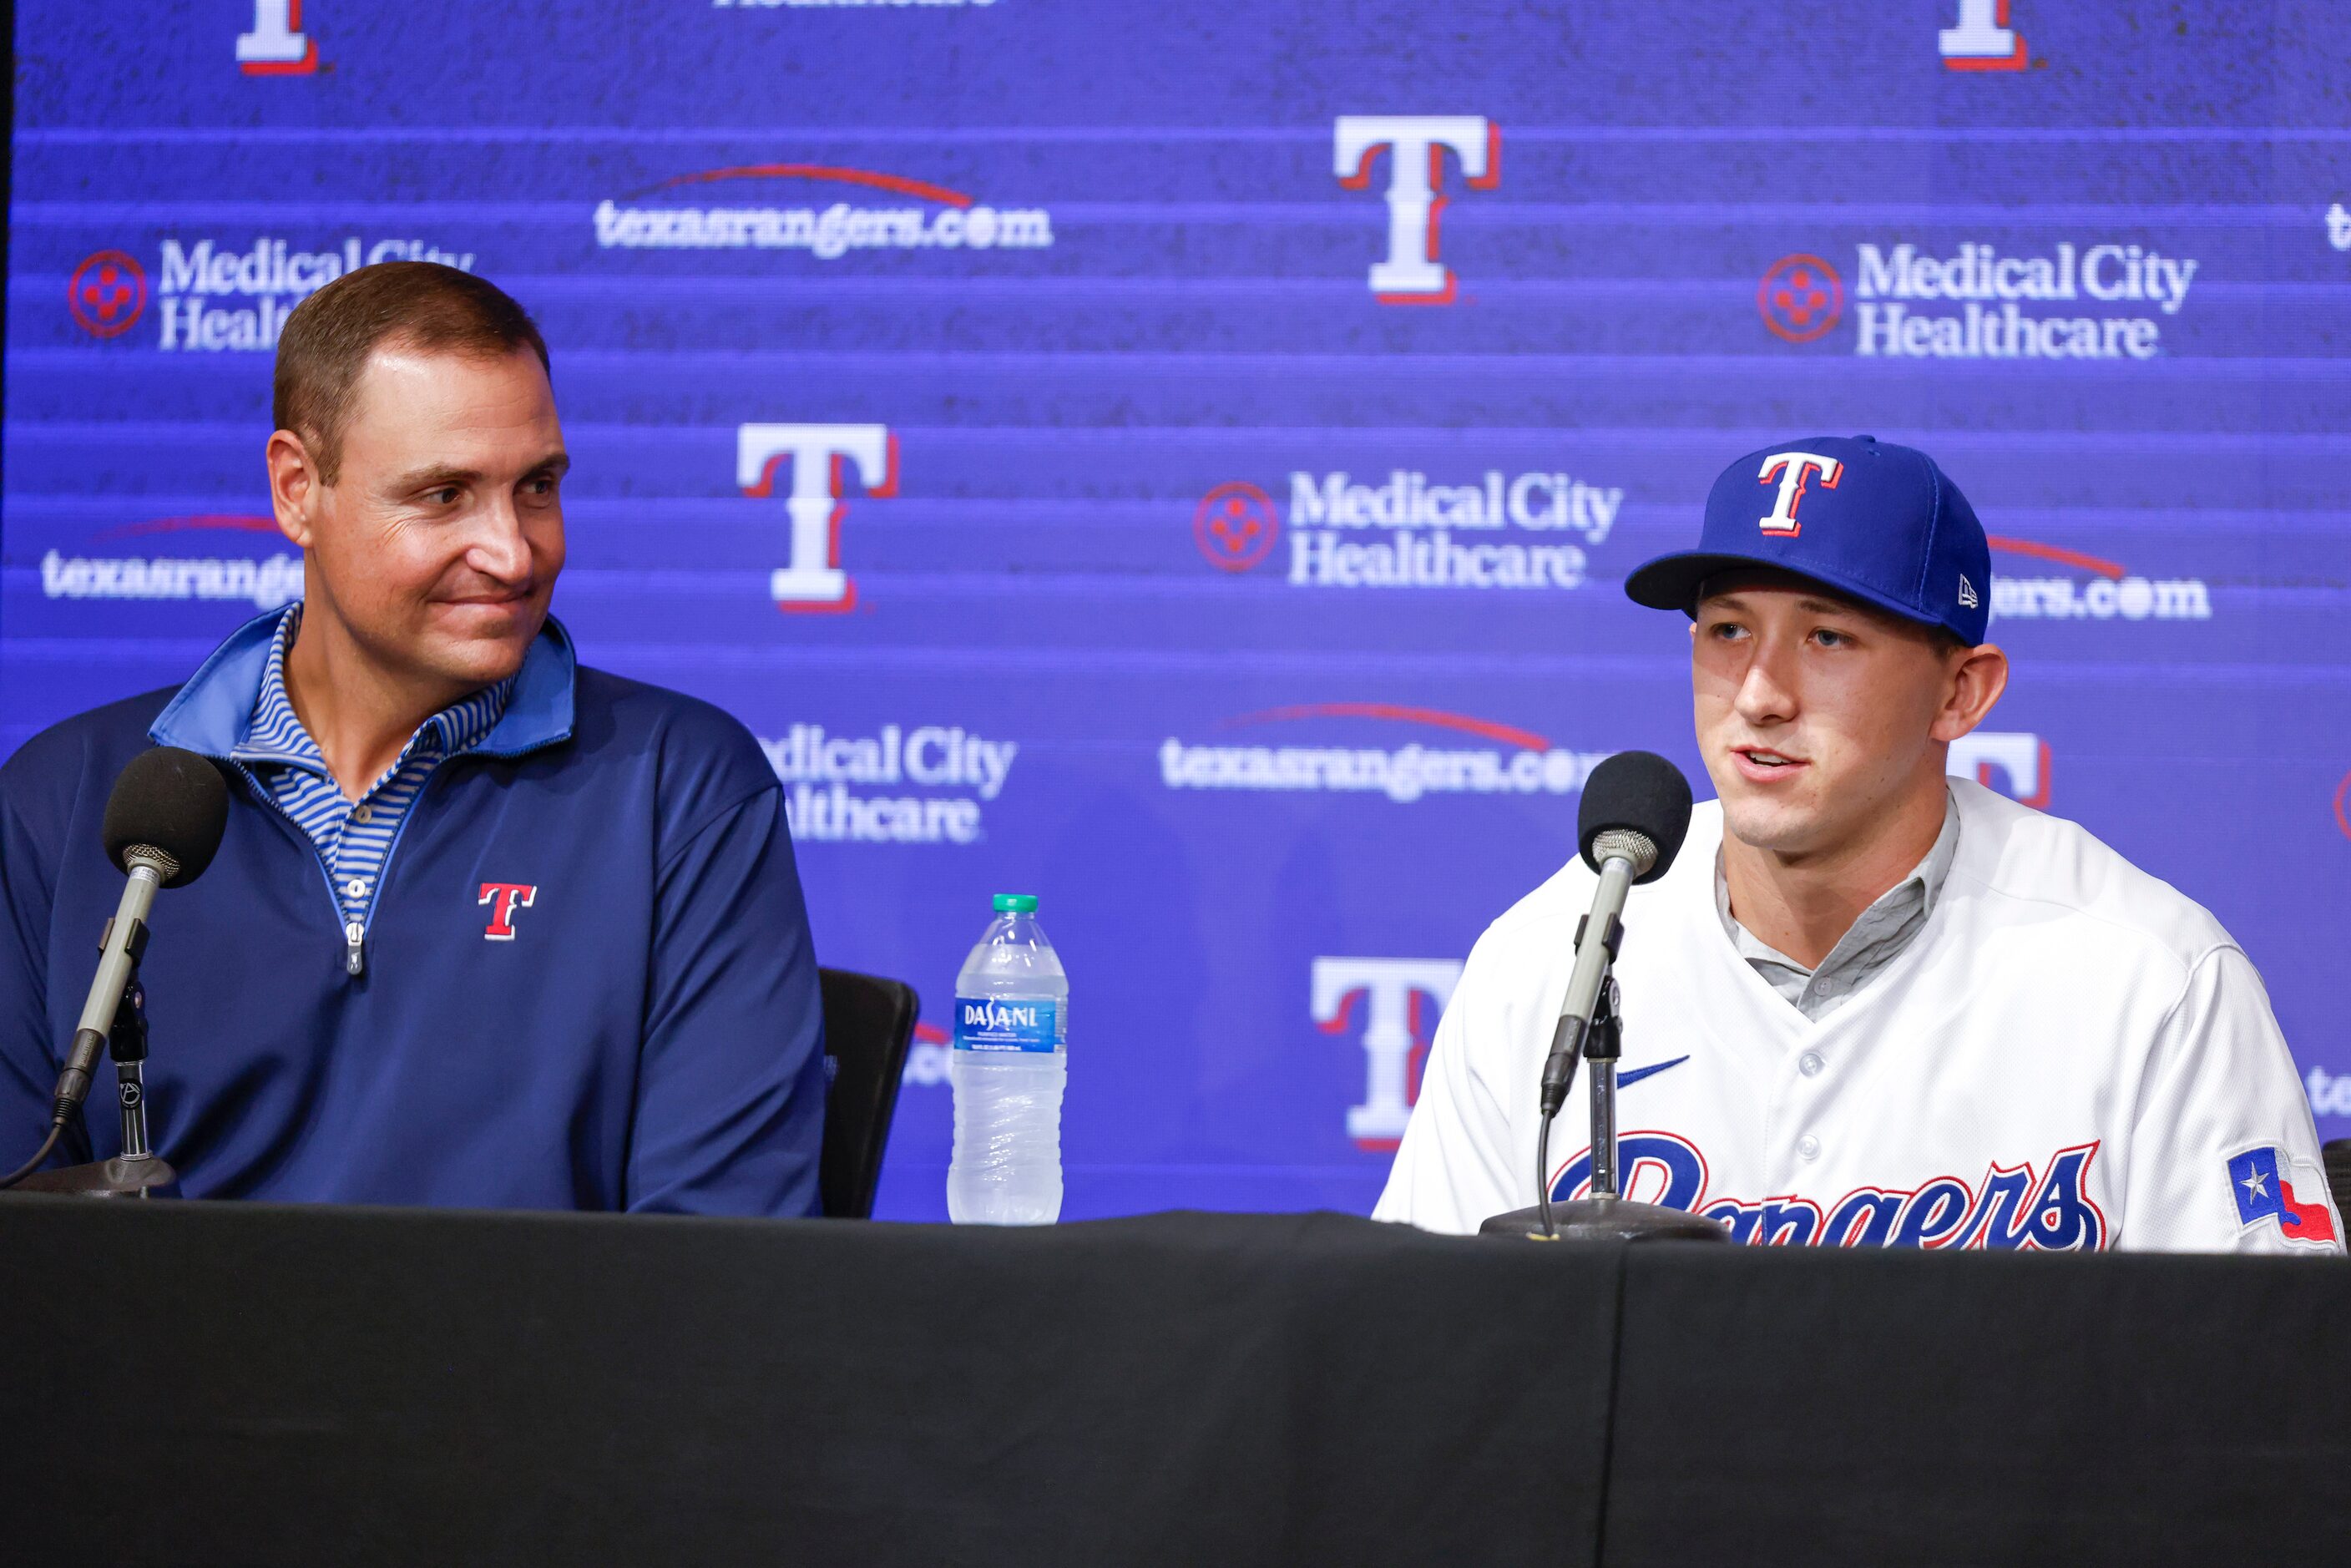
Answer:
149 607 578 761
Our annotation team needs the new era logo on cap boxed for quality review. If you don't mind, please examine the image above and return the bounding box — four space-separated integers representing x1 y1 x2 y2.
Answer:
1624 434 1994 646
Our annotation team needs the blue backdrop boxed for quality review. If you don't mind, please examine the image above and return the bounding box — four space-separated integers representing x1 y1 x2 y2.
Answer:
8 1 2348 1220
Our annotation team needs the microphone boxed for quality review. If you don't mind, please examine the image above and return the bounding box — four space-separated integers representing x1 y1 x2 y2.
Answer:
1535 751 1692 1118
1 748 228 1193
1480 751 1724 1243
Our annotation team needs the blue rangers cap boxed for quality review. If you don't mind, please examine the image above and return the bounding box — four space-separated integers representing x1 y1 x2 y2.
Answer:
1625 436 1992 646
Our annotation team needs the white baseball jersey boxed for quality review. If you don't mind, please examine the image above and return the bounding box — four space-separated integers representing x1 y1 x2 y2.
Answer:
1375 778 2343 1254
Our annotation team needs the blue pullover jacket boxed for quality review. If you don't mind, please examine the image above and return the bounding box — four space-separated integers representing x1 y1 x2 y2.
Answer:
0 612 827 1215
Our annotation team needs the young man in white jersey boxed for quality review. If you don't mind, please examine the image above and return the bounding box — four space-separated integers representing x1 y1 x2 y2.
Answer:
1374 435 2341 1253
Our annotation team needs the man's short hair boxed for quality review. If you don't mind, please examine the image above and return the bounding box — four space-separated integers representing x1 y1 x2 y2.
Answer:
273 261 549 484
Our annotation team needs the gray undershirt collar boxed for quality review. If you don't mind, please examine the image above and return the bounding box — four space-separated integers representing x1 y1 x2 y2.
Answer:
1714 790 1961 1023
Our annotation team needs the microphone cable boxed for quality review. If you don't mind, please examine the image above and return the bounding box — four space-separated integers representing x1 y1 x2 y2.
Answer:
1534 1110 1558 1238
0 1125 64 1191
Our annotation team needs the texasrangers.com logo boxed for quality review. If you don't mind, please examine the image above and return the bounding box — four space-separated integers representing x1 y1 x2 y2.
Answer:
1194 465 1622 591
595 164 1050 261
1160 704 1617 807
40 513 301 614
1980 534 2212 625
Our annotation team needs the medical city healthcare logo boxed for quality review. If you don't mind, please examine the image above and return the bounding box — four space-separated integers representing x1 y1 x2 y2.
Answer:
1761 241 2203 360
66 252 146 338
1334 117 1498 304
1194 464 1622 590
761 723 1017 845
1757 255 1842 343
69 237 477 352
594 164 1050 261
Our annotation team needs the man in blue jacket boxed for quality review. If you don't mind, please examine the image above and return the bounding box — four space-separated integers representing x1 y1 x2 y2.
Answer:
0 262 828 1214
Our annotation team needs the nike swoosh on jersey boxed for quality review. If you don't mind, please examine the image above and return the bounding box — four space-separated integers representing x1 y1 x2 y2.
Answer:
1616 1055 1691 1089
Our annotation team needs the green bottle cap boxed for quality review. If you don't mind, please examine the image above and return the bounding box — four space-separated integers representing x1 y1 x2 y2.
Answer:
993 893 1039 913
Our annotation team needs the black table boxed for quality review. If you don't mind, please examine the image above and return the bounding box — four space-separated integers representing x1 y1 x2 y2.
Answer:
2 1198 2343 1565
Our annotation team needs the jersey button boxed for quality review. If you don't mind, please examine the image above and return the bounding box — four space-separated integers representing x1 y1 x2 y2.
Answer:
1797 1135 1822 1161
353 805 372 823
344 878 369 898
1798 1051 1825 1077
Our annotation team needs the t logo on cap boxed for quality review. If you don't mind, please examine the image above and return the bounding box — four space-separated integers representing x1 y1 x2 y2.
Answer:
1757 451 1843 537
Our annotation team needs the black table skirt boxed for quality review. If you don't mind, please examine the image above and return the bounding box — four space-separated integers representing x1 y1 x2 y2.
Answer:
0 1198 2342 1565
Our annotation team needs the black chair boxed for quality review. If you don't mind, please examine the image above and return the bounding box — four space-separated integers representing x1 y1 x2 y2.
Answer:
2325 1140 2351 1227
817 967 921 1220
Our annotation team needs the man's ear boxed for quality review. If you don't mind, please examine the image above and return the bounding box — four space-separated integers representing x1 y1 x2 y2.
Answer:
1929 642 2010 743
265 429 323 549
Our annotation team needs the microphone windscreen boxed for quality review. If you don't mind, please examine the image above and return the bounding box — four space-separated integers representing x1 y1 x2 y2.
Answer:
1578 751 1694 885
101 747 230 888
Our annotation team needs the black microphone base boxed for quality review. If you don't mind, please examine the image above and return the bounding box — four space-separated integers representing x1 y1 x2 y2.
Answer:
1480 1196 1728 1243
10 1154 178 1198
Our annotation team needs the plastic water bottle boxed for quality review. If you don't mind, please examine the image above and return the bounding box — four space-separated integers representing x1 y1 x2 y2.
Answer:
948 893 1068 1224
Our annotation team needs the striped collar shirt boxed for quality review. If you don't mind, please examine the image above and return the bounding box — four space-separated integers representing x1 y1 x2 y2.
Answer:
232 605 514 969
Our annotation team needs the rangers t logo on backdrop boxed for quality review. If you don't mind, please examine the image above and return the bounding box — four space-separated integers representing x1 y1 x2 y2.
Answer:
1939 0 2025 70
1312 958 1462 1148
1948 732 2049 808
738 424 897 611
237 1 316 74
1333 117 1499 304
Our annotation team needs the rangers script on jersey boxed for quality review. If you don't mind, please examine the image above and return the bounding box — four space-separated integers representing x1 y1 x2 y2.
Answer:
1375 779 2343 1253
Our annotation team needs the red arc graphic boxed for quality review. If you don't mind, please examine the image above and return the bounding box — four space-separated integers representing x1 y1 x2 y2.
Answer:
1222 702 1553 754
635 164 973 208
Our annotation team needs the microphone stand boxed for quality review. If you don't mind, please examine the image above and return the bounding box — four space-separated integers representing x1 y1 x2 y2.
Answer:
13 970 179 1200
1482 953 1725 1244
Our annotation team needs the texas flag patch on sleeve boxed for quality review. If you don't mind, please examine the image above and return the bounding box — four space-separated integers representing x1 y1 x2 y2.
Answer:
2227 1146 2338 1245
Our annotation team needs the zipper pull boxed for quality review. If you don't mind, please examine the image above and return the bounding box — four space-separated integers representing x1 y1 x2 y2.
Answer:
344 921 366 977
